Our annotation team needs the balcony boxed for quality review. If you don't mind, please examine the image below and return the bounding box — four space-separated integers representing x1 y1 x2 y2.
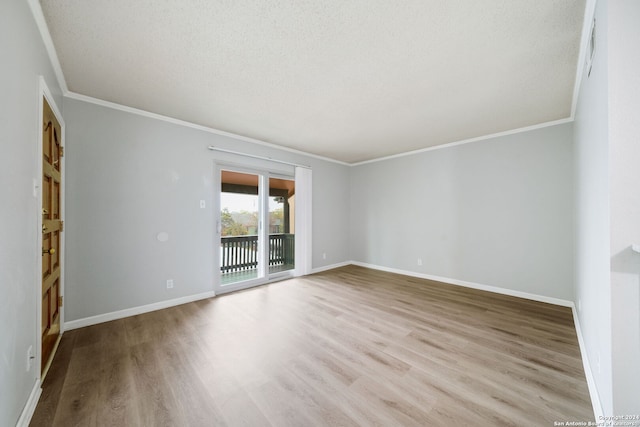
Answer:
221 234 294 284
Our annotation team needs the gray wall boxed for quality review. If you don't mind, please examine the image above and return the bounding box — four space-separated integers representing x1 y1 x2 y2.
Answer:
62 98 351 321
608 0 640 414
350 123 575 301
573 0 612 416
574 0 640 415
0 0 63 425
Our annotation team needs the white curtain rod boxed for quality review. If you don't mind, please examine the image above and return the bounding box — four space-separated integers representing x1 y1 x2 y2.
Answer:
207 146 311 169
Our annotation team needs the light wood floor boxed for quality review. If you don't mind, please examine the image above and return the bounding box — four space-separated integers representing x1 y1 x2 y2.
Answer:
31 265 593 426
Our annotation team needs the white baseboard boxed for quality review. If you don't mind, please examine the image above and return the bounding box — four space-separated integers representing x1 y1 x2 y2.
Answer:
311 261 352 274
64 290 217 330
350 261 574 307
571 306 604 421
16 380 41 427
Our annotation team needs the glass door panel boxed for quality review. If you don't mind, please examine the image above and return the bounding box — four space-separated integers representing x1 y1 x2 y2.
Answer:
220 170 261 286
268 176 295 275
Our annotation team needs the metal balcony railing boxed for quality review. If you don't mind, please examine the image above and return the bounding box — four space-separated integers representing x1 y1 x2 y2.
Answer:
220 234 294 273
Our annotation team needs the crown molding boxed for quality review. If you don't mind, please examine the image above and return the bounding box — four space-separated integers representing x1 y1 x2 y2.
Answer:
64 91 351 167
350 117 574 166
27 0 68 93
570 0 598 120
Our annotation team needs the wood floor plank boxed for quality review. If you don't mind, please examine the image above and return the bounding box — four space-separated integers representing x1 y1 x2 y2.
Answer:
216 388 271 427
32 265 594 426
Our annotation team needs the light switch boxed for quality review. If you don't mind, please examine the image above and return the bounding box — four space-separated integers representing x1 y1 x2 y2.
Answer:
200 200 206 208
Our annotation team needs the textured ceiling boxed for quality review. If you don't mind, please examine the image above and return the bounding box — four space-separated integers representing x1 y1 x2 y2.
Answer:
40 0 586 163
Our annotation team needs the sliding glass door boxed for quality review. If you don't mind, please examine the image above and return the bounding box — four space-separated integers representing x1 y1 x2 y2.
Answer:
216 167 295 293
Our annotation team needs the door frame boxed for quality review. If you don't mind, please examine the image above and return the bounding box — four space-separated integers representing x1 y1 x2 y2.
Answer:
213 163 296 295
36 76 66 380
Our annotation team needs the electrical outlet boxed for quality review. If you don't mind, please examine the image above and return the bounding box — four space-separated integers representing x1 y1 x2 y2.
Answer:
578 299 582 312
26 346 34 372
417 258 423 266
200 200 206 208
166 279 174 289
322 253 327 260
